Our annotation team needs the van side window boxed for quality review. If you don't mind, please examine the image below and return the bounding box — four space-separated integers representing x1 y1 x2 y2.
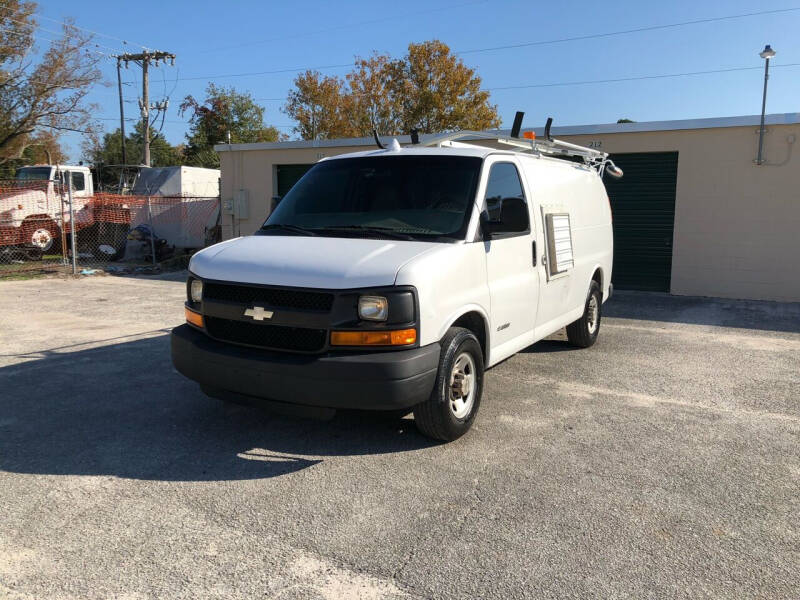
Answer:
71 171 85 192
484 162 529 233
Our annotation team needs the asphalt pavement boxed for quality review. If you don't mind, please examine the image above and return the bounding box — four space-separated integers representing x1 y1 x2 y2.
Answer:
1 274 798 599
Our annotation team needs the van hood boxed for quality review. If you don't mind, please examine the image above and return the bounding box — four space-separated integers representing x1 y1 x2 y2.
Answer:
189 234 443 289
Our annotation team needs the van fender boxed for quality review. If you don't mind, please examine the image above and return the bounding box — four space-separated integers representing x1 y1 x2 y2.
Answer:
436 304 491 356
587 263 606 300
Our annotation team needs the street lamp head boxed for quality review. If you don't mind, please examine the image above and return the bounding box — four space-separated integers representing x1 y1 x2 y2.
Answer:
759 44 776 59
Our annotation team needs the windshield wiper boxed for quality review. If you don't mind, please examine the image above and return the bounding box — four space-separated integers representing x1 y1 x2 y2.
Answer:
259 223 318 236
317 225 416 241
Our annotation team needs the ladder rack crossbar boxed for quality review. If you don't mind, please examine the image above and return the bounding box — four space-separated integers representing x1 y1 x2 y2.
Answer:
419 130 608 161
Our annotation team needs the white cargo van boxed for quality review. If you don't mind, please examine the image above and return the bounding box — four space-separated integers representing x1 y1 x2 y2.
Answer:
172 125 622 441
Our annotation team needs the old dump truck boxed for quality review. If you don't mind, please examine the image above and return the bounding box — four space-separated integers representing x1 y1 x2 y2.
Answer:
0 165 130 261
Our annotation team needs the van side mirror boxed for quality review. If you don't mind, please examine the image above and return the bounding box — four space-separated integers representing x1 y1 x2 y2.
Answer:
481 196 529 238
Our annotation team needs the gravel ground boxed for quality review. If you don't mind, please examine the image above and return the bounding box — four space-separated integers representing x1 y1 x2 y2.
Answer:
1 274 798 599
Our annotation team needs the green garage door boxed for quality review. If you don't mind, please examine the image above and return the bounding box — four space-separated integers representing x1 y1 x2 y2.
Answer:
276 164 314 198
604 152 678 292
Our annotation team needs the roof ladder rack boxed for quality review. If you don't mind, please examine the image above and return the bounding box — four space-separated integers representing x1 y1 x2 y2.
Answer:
419 115 623 178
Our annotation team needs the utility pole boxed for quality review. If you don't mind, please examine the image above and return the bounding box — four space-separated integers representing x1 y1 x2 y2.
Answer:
115 57 127 167
142 57 149 166
115 50 176 167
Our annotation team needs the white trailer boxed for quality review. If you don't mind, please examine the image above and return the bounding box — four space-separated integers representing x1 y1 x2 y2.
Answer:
130 166 220 249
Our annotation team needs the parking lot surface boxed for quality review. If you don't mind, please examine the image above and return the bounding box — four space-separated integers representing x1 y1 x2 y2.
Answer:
1 275 799 599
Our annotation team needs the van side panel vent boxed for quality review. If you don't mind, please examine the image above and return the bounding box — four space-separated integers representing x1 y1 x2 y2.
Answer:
545 213 574 275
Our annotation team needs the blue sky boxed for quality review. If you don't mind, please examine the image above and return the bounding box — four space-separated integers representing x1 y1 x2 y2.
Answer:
38 0 800 162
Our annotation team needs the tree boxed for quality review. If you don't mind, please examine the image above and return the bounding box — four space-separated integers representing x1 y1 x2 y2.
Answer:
284 71 357 140
617 118 636 124
389 40 500 134
0 130 66 178
84 121 182 188
179 84 281 168
0 1 101 165
284 40 501 140
346 53 399 136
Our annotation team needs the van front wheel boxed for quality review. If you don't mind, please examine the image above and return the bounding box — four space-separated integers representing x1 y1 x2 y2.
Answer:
413 327 484 442
566 281 602 348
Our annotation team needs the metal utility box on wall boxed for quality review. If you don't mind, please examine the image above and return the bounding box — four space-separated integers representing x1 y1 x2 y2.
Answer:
223 190 249 220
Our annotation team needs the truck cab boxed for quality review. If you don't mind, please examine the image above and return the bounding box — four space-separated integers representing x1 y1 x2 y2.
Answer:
0 165 94 257
171 132 620 441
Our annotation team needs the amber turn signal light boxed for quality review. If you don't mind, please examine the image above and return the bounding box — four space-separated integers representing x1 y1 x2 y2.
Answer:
330 328 416 346
185 306 204 328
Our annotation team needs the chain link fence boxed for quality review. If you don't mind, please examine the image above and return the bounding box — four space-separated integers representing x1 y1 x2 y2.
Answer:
0 178 220 278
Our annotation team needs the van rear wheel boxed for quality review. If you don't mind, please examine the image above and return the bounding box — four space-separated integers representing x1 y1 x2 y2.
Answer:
413 327 484 442
566 281 602 348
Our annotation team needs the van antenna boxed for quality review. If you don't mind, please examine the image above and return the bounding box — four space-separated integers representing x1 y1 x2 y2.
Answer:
372 129 386 150
544 117 553 142
510 111 524 138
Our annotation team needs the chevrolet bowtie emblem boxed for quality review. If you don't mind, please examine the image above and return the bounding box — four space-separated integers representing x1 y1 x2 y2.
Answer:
244 306 274 321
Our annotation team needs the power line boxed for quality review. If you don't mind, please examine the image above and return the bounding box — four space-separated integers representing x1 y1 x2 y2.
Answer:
484 62 800 91
175 62 354 82
199 0 489 54
32 10 152 50
251 61 800 103
0 15 122 53
171 6 800 83
458 6 800 55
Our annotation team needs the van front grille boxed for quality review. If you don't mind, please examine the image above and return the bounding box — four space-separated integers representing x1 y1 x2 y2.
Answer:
204 317 326 353
203 283 334 312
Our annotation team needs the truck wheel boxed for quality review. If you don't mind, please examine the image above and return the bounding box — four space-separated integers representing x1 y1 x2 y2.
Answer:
21 218 60 254
413 327 484 442
566 281 602 348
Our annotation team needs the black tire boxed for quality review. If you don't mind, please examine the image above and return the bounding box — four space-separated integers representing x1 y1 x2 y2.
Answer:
413 327 484 442
566 281 602 348
92 222 129 262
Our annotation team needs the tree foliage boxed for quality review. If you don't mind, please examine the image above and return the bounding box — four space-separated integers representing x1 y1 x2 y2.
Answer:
285 71 355 140
0 130 66 178
284 40 500 140
0 0 101 164
179 84 281 168
84 121 183 188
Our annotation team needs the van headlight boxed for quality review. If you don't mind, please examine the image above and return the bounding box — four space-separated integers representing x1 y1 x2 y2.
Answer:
358 296 388 321
189 279 203 303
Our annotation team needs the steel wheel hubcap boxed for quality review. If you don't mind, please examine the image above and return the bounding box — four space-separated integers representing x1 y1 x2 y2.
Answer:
587 294 599 334
31 228 53 251
449 352 476 419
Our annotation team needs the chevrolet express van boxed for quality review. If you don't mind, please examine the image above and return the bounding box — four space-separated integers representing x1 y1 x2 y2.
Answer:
171 129 621 441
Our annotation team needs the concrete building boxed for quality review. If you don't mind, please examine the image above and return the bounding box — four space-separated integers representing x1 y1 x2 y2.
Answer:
215 113 800 302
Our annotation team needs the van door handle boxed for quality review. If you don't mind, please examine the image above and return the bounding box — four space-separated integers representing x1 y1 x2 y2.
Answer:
532 240 537 266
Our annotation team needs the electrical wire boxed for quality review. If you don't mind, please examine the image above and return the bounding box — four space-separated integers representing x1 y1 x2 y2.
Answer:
172 6 800 83
484 63 800 92
458 6 800 55
0 14 122 53
199 0 489 54
175 62 354 82
249 61 800 103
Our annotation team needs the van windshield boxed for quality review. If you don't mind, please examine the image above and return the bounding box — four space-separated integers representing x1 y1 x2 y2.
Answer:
261 155 482 242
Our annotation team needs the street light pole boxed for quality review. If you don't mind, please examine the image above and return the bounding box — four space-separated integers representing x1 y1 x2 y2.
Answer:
756 44 776 166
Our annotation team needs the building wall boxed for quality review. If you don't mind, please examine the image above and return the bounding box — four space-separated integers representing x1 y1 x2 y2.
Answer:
558 125 800 302
218 123 800 302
